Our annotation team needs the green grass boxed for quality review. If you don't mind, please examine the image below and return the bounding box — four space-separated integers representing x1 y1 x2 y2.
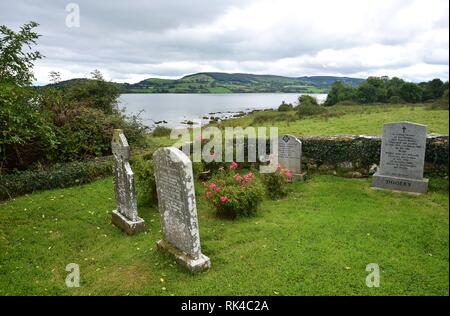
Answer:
0 175 448 295
217 104 449 135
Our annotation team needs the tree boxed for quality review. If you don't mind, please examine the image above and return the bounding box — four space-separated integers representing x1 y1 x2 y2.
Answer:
399 82 422 103
325 80 357 106
0 21 43 86
421 78 445 101
0 22 55 171
357 77 388 103
49 71 61 84
386 77 405 99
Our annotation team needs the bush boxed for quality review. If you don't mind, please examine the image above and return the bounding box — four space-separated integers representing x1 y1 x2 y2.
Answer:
204 162 264 218
298 95 319 106
388 96 406 104
297 102 326 117
278 101 293 112
131 154 157 206
152 125 172 137
0 157 113 200
262 165 291 199
252 112 295 124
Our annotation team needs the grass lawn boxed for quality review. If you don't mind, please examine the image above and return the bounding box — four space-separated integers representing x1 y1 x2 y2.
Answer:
217 104 449 136
0 175 448 295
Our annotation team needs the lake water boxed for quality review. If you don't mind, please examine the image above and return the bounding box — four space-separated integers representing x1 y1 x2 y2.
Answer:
119 93 327 128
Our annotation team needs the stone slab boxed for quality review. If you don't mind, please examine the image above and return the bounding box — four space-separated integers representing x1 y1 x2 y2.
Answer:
111 209 145 235
372 172 429 194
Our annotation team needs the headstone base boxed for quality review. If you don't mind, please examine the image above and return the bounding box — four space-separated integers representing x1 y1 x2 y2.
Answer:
371 172 428 194
156 239 211 273
291 172 307 182
111 209 145 235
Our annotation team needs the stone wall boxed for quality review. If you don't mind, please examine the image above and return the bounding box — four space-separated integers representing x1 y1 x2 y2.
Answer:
298 134 448 178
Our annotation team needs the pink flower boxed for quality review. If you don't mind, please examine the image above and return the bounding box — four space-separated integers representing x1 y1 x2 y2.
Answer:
215 187 220 192
206 191 212 198
243 172 254 182
285 170 292 178
234 173 243 182
220 196 228 203
209 183 216 190
230 161 238 170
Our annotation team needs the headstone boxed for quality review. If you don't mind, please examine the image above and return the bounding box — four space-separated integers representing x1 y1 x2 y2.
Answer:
153 147 211 272
278 134 305 181
111 129 145 234
372 122 428 193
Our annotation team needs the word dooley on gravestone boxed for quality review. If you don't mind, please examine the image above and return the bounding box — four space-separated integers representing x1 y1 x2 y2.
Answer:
111 129 145 234
278 134 305 181
153 147 211 272
372 121 428 194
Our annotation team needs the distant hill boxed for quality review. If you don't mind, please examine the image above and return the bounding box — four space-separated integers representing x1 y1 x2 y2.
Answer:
44 72 365 94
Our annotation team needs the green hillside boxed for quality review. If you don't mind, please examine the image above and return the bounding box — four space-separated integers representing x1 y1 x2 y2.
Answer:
122 72 363 93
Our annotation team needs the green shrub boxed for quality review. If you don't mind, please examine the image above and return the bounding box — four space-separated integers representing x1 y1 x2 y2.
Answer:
131 154 157 206
152 125 172 137
388 96 406 104
262 165 291 199
297 103 327 117
204 162 264 218
0 157 113 200
252 112 295 124
278 101 293 112
298 95 319 106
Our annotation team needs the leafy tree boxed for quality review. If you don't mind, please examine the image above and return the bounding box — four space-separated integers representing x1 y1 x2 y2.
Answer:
386 77 405 99
399 82 422 103
420 78 445 101
0 21 43 86
0 22 56 172
357 77 388 103
325 80 357 106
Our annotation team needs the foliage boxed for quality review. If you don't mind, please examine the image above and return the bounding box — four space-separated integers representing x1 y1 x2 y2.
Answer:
152 125 172 137
131 153 157 206
262 165 291 199
325 76 447 106
277 101 293 112
0 157 112 200
0 22 147 173
0 21 43 86
204 162 264 218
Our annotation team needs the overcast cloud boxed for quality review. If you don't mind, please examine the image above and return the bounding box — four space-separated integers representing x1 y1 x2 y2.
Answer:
1 0 448 84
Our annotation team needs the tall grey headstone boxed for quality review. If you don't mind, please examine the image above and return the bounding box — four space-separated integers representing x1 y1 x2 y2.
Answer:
111 129 145 234
278 134 305 181
153 147 211 272
372 122 428 193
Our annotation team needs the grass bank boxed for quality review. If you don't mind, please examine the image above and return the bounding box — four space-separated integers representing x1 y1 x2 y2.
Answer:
0 175 447 295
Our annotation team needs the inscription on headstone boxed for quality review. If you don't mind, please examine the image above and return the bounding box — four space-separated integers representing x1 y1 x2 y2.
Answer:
372 122 428 193
153 147 210 272
111 129 145 234
278 134 305 181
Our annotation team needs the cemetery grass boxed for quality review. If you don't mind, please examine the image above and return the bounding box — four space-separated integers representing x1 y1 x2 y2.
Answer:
218 104 449 135
0 175 448 295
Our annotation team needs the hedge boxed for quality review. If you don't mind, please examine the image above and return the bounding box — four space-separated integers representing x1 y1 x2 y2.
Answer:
0 157 113 200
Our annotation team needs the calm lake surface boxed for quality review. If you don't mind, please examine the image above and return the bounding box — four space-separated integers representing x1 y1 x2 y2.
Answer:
119 93 327 128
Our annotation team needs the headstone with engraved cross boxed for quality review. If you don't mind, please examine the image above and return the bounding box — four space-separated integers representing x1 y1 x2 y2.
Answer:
111 129 145 234
372 121 428 193
278 134 306 181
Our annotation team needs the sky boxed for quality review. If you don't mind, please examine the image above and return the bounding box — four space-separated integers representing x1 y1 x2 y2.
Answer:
1 0 449 85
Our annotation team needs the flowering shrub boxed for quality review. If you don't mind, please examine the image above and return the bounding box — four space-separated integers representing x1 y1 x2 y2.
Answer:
204 161 264 218
262 164 291 199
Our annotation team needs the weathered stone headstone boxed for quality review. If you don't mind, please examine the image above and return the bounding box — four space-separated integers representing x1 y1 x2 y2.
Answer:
111 129 145 234
372 122 428 193
278 134 305 181
153 147 211 272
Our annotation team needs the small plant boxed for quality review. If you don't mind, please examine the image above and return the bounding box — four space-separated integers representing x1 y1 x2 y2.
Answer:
131 154 157 206
262 164 292 199
204 161 264 218
152 125 172 137
278 101 293 112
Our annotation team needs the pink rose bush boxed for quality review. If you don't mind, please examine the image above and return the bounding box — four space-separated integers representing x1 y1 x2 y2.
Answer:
261 164 292 199
204 161 264 218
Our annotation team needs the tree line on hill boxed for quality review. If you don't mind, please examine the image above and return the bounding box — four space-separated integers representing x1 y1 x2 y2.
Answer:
325 76 449 106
